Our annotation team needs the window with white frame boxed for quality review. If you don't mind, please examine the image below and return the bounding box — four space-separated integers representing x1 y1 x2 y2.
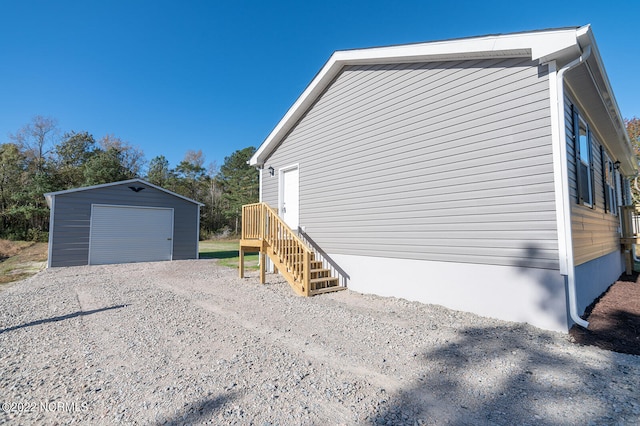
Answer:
575 111 593 207
602 150 617 215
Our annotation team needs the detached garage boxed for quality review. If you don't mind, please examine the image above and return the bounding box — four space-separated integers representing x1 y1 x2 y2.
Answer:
44 179 203 267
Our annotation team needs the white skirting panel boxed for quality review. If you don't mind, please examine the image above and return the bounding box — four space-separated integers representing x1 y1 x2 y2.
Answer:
330 254 570 332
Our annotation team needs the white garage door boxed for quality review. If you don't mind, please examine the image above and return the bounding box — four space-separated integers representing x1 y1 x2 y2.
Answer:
89 205 174 265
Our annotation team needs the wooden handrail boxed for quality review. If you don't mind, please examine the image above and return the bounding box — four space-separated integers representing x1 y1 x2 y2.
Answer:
241 203 264 240
241 202 311 296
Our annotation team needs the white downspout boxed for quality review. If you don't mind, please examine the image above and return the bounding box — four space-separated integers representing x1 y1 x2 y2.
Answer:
553 45 592 328
258 166 263 202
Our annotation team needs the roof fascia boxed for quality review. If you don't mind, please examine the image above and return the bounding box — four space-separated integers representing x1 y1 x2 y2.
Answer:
250 28 584 166
45 178 144 198
335 29 581 64
575 26 635 174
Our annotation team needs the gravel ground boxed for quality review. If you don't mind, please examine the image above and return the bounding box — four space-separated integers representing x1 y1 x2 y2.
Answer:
0 260 639 425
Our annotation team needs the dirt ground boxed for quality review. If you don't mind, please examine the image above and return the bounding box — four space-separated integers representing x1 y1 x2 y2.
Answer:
570 272 640 356
0 241 47 284
0 240 32 259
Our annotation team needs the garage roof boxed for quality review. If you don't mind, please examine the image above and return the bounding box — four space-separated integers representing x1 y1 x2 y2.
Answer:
44 178 204 208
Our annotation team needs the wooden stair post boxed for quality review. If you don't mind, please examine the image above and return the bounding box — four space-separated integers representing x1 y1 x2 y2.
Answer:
302 249 310 296
259 251 266 284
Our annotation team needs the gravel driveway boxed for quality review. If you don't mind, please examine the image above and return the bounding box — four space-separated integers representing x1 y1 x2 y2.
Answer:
1 260 639 425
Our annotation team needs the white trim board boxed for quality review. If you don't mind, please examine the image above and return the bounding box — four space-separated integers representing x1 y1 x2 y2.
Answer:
46 195 55 268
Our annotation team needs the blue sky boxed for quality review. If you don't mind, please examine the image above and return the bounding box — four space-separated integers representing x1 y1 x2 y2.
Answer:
1 0 638 172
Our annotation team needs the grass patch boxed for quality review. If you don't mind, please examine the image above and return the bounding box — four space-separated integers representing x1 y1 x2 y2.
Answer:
199 239 259 270
0 240 48 286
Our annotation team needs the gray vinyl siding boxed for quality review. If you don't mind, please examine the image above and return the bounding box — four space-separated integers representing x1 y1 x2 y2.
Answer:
262 58 558 269
565 92 620 266
49 182 199 267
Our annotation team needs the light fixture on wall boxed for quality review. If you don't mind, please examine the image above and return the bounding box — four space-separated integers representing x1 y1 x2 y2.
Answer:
268 166 275 176
614 161 621 170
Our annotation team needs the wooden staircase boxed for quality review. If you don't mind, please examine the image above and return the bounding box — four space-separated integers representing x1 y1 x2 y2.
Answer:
239 202 345 296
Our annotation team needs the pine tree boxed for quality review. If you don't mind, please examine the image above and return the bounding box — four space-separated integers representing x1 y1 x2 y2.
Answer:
215 147 258 233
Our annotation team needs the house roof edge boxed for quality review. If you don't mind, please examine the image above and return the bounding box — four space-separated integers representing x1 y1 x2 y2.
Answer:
250 27 590 166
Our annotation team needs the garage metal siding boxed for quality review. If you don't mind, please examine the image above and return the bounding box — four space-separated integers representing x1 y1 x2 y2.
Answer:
48 181 200 267
89 205 174 265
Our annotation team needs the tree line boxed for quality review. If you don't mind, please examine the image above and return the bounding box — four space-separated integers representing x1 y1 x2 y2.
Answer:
2 115 638 242
0 116 258 241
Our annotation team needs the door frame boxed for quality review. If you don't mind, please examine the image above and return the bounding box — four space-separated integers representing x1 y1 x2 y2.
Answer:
278 163 300 230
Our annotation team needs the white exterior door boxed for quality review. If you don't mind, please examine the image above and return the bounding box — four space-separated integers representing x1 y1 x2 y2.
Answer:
89 205 174 265
280 166 299 230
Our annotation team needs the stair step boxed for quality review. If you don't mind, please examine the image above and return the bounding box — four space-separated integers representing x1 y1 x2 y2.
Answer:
310 277 339 291
309 276 338 284
310 286 346 296
268 239 341 296
310 268 331 279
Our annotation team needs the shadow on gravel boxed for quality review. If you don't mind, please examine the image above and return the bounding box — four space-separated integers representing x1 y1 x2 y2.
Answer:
200 250 239 260
163 392 238 425
0 304 127 334
371 324 631 425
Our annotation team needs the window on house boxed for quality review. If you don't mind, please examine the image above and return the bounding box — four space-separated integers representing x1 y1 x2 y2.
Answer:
576 114 593 207
603 151 618 215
